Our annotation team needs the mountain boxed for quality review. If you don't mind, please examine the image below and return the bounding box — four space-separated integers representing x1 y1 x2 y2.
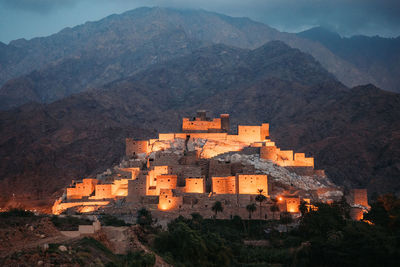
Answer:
0 7 372 110
298 27 400 92
0 41 399 210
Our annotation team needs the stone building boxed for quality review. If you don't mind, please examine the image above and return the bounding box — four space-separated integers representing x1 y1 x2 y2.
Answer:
53 112 347 220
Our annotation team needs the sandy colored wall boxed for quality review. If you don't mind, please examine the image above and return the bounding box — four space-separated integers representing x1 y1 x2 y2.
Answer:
66 179 98 200
92 184 113 199
238 174 268 195
352 189 369 207
126 139 148 156
156 175 178 195
52 201 110 215
158 189 182 211
182 117 222 132
212 176 236 194
185 178 205 193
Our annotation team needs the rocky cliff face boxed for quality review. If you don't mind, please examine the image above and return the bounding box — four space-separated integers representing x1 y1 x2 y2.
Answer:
0 41 399 208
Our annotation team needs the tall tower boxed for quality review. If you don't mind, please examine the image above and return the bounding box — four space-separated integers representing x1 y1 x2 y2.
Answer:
197 110 207 121
220 114 230 133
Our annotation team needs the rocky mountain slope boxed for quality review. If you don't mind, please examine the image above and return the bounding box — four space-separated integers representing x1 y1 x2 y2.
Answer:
298 27 400 92
0 41 398 209
0 7 372 110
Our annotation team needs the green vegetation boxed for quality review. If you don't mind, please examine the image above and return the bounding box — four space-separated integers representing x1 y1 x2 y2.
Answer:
211 201 223 219
0 208 35 218
137 208 153 227
255 190 267 219
100 214 129 226
151 196 400 267
246 203 257 219
0 208 40 228
108 251 156 267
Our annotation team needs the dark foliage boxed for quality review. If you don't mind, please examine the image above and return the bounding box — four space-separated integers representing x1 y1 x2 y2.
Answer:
50 215 92 231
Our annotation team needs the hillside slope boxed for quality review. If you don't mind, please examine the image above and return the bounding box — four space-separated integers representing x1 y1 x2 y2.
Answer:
0 41 398 208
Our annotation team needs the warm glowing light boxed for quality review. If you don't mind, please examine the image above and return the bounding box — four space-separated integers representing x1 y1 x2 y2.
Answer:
158 204 169 211
78 206 97 213
278 196 283 202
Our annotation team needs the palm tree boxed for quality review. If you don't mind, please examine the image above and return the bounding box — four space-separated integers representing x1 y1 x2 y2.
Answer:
279 212 293 232
299 200 308 218
212 201 223 219
270 199 280 220
246 203 257 219
255 189 267 219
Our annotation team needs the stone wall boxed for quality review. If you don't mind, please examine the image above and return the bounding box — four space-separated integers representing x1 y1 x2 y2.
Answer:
67 179 98 200
237 174 268 195
185 178 205 193
182 117 222 132
126 139 148 157
212 176 236 194
158 189 183 211
92 184 113 199
351 189 369 207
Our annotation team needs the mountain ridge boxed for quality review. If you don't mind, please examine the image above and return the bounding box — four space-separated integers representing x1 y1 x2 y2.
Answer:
298 26 400 92
0 7 374 110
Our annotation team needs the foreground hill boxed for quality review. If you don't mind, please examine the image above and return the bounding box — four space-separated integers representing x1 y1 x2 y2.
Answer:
0 41 398 209
0 7 371 110
298 27 400 92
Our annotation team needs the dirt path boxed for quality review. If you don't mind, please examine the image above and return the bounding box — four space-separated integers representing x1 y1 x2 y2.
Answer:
129 226 171 267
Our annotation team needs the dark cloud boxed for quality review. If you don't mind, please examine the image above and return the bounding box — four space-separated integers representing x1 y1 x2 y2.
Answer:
0 0 80 13
148 0 400 37
0 0 399 43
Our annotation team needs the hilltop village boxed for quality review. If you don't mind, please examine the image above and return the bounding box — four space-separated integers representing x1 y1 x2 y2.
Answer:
53 112 369 221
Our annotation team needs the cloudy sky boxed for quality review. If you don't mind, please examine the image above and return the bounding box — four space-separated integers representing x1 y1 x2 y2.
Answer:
1 0 399 43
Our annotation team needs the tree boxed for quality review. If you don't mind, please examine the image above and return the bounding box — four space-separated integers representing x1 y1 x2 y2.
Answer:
246 203 257 219
255 189 267 219
280 212 293 232
299 200 308 218
137 208 152 227
270 203 280 220
212 201 223 219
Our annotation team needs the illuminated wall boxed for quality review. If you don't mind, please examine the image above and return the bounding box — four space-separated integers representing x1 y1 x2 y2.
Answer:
111 179 130 196
52 200 110 215
182 117 222 132
260 146 314 168
237 174 268 195
350 207 364 221
155 174 178 195
66 178 98 200
185 178 205 193
146 166 170 194
93 184 113 199
158 189 182 211
237 126 262 142
293 153 314 167
127 176 146 202
126 139 148 156
285 197 300 213
352 189 369 207
212 176 236 194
